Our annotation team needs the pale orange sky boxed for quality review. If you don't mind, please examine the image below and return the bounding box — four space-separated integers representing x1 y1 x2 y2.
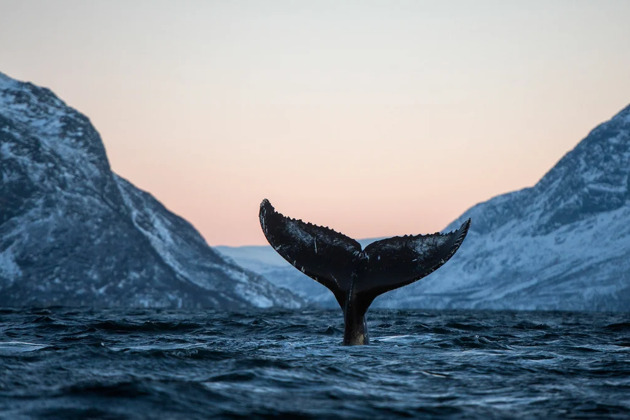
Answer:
2 0 630 245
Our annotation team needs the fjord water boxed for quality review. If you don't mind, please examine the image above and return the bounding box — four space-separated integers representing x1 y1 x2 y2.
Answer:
1 308 628 419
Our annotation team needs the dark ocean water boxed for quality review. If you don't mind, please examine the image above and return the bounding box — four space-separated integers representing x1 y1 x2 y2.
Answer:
0 308 629 419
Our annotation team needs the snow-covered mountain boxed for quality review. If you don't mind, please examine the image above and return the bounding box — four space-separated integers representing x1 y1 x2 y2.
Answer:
221 104 630 312
0 72 302 309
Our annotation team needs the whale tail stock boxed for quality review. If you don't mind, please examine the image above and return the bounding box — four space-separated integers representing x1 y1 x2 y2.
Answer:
259 199 471 345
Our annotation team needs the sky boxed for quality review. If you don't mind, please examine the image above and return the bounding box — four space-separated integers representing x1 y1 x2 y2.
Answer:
1 0 630 246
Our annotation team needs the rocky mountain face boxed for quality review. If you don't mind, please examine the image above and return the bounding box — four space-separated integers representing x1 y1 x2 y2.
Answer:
222 104 630 312
0 72 302 309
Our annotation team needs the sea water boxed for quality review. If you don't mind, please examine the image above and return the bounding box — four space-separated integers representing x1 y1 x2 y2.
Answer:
1 308 629 419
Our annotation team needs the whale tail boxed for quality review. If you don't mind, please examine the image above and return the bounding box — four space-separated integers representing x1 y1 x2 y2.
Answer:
259 199 470 344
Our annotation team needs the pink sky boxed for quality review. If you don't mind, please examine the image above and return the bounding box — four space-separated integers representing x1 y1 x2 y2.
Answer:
2 1 630 245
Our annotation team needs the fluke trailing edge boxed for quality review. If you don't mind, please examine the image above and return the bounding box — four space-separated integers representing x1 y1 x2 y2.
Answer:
259 199 471 345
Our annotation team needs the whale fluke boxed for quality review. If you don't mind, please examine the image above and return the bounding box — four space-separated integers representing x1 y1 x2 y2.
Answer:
259 199 471 345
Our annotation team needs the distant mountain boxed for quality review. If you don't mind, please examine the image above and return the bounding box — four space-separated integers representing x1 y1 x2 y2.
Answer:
217 237 378 308
221 104 630 312
0 72 302 309
217 245 334 307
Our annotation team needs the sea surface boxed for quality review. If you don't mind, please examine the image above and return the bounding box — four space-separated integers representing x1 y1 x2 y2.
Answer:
0 308 629 419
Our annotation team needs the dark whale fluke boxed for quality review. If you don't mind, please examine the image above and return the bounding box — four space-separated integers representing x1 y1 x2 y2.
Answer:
259 199 471 345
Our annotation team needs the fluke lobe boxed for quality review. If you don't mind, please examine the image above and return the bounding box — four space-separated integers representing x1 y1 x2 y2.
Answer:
259 199 471 345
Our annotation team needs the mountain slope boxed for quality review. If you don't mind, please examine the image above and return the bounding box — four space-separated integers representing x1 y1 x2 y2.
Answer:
379 104 630 311
0 72 302 309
